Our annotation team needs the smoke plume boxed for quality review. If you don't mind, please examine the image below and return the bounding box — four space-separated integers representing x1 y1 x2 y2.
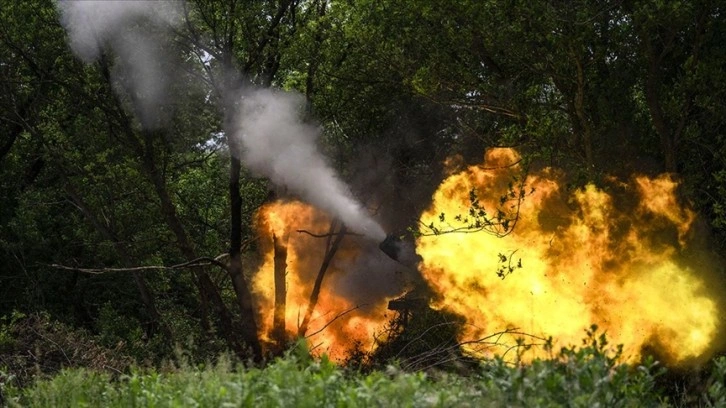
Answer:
58 1 179 62
233 88 385 240
57 1 181 128
56 0 384 240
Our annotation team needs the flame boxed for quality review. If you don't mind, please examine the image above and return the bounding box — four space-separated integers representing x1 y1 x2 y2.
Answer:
252 200 389 359
416 148 724 365
250 148 723 366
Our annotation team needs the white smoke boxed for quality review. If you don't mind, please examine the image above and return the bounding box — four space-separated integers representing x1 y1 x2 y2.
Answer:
57 0 181 128
58 1 179 62
235 88 386 240
56 0 386 241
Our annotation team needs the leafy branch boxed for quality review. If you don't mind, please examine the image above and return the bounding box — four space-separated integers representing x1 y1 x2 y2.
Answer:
416 175 534 238
496 249 522 279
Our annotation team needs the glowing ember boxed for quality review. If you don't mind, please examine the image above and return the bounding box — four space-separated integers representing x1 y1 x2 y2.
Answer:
252 200 389 359
416 148 724 365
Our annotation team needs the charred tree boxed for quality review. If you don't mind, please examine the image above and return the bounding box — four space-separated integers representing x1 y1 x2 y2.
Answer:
228 141 263 361
272 233 289 351
298 222 346 337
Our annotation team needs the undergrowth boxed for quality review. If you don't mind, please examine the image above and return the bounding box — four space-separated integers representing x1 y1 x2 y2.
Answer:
2 314 725 407
3 339 725 407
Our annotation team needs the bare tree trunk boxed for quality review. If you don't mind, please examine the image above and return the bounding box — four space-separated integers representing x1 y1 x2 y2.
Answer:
227 136 263 361
298 222 346 337
272 234 288 350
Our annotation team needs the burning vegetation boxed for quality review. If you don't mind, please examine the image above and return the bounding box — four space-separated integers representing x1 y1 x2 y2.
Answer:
251 148 725 367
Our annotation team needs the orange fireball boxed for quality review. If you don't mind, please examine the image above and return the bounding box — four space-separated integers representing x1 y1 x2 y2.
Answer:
252 200 391 360
251 148 724 367
416 148 724 366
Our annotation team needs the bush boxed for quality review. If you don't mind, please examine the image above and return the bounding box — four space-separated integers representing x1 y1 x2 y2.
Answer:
366 302 470 373
0 312 135 388
9 338 720 407
704 356 726 407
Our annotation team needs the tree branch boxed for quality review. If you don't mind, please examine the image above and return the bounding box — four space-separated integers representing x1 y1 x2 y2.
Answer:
46 255 230 274
304 304 364 339
296 229 363 238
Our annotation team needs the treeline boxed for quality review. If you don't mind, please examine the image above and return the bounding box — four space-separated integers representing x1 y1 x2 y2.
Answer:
1 0 725 367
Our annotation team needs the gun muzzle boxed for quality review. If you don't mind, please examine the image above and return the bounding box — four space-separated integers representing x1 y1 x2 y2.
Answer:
379 234 402 261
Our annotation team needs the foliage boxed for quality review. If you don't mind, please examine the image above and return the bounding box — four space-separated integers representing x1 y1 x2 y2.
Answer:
705 356 726 407
6 339 726 407
367 304 468 372
0 313 135 389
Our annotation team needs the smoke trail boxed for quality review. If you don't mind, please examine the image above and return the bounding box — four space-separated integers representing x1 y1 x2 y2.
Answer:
233 88 386 240
56 1 385 240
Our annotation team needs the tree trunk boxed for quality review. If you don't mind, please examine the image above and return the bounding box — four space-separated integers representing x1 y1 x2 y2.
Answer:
227 138 263 361
572 51 594 170
304 0 328 102
135 128 245 357
298 222 346 337
272 234 288 350
640 26 679 174
645 64 677 173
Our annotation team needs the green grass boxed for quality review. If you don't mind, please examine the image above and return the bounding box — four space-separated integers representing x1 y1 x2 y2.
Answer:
2 341 724 407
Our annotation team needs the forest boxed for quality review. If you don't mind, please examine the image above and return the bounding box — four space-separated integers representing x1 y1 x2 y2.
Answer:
1 0 726 405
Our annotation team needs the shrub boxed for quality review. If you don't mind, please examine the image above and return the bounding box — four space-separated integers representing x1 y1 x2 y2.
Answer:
0 312 134 388
4 337 696 407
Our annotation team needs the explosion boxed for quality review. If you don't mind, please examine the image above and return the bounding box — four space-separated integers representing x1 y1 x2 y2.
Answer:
252 201 393 359
416 148 725 365
252 148 723 366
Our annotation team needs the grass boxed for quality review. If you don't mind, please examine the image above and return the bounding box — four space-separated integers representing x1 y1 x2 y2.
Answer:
5 339 724 408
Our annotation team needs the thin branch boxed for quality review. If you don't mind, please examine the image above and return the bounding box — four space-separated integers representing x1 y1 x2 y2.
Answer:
298 222 347 336
388 325 550 371
296 229 363 238
46 255 229 274
304 304 364 339
475 158 523 171
416 220 514 237
417 171 531 239
28 326 71 365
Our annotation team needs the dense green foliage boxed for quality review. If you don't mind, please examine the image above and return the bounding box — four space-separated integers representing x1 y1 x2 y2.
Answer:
3 323 725 406
0 342 712 408
3 343 726 407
